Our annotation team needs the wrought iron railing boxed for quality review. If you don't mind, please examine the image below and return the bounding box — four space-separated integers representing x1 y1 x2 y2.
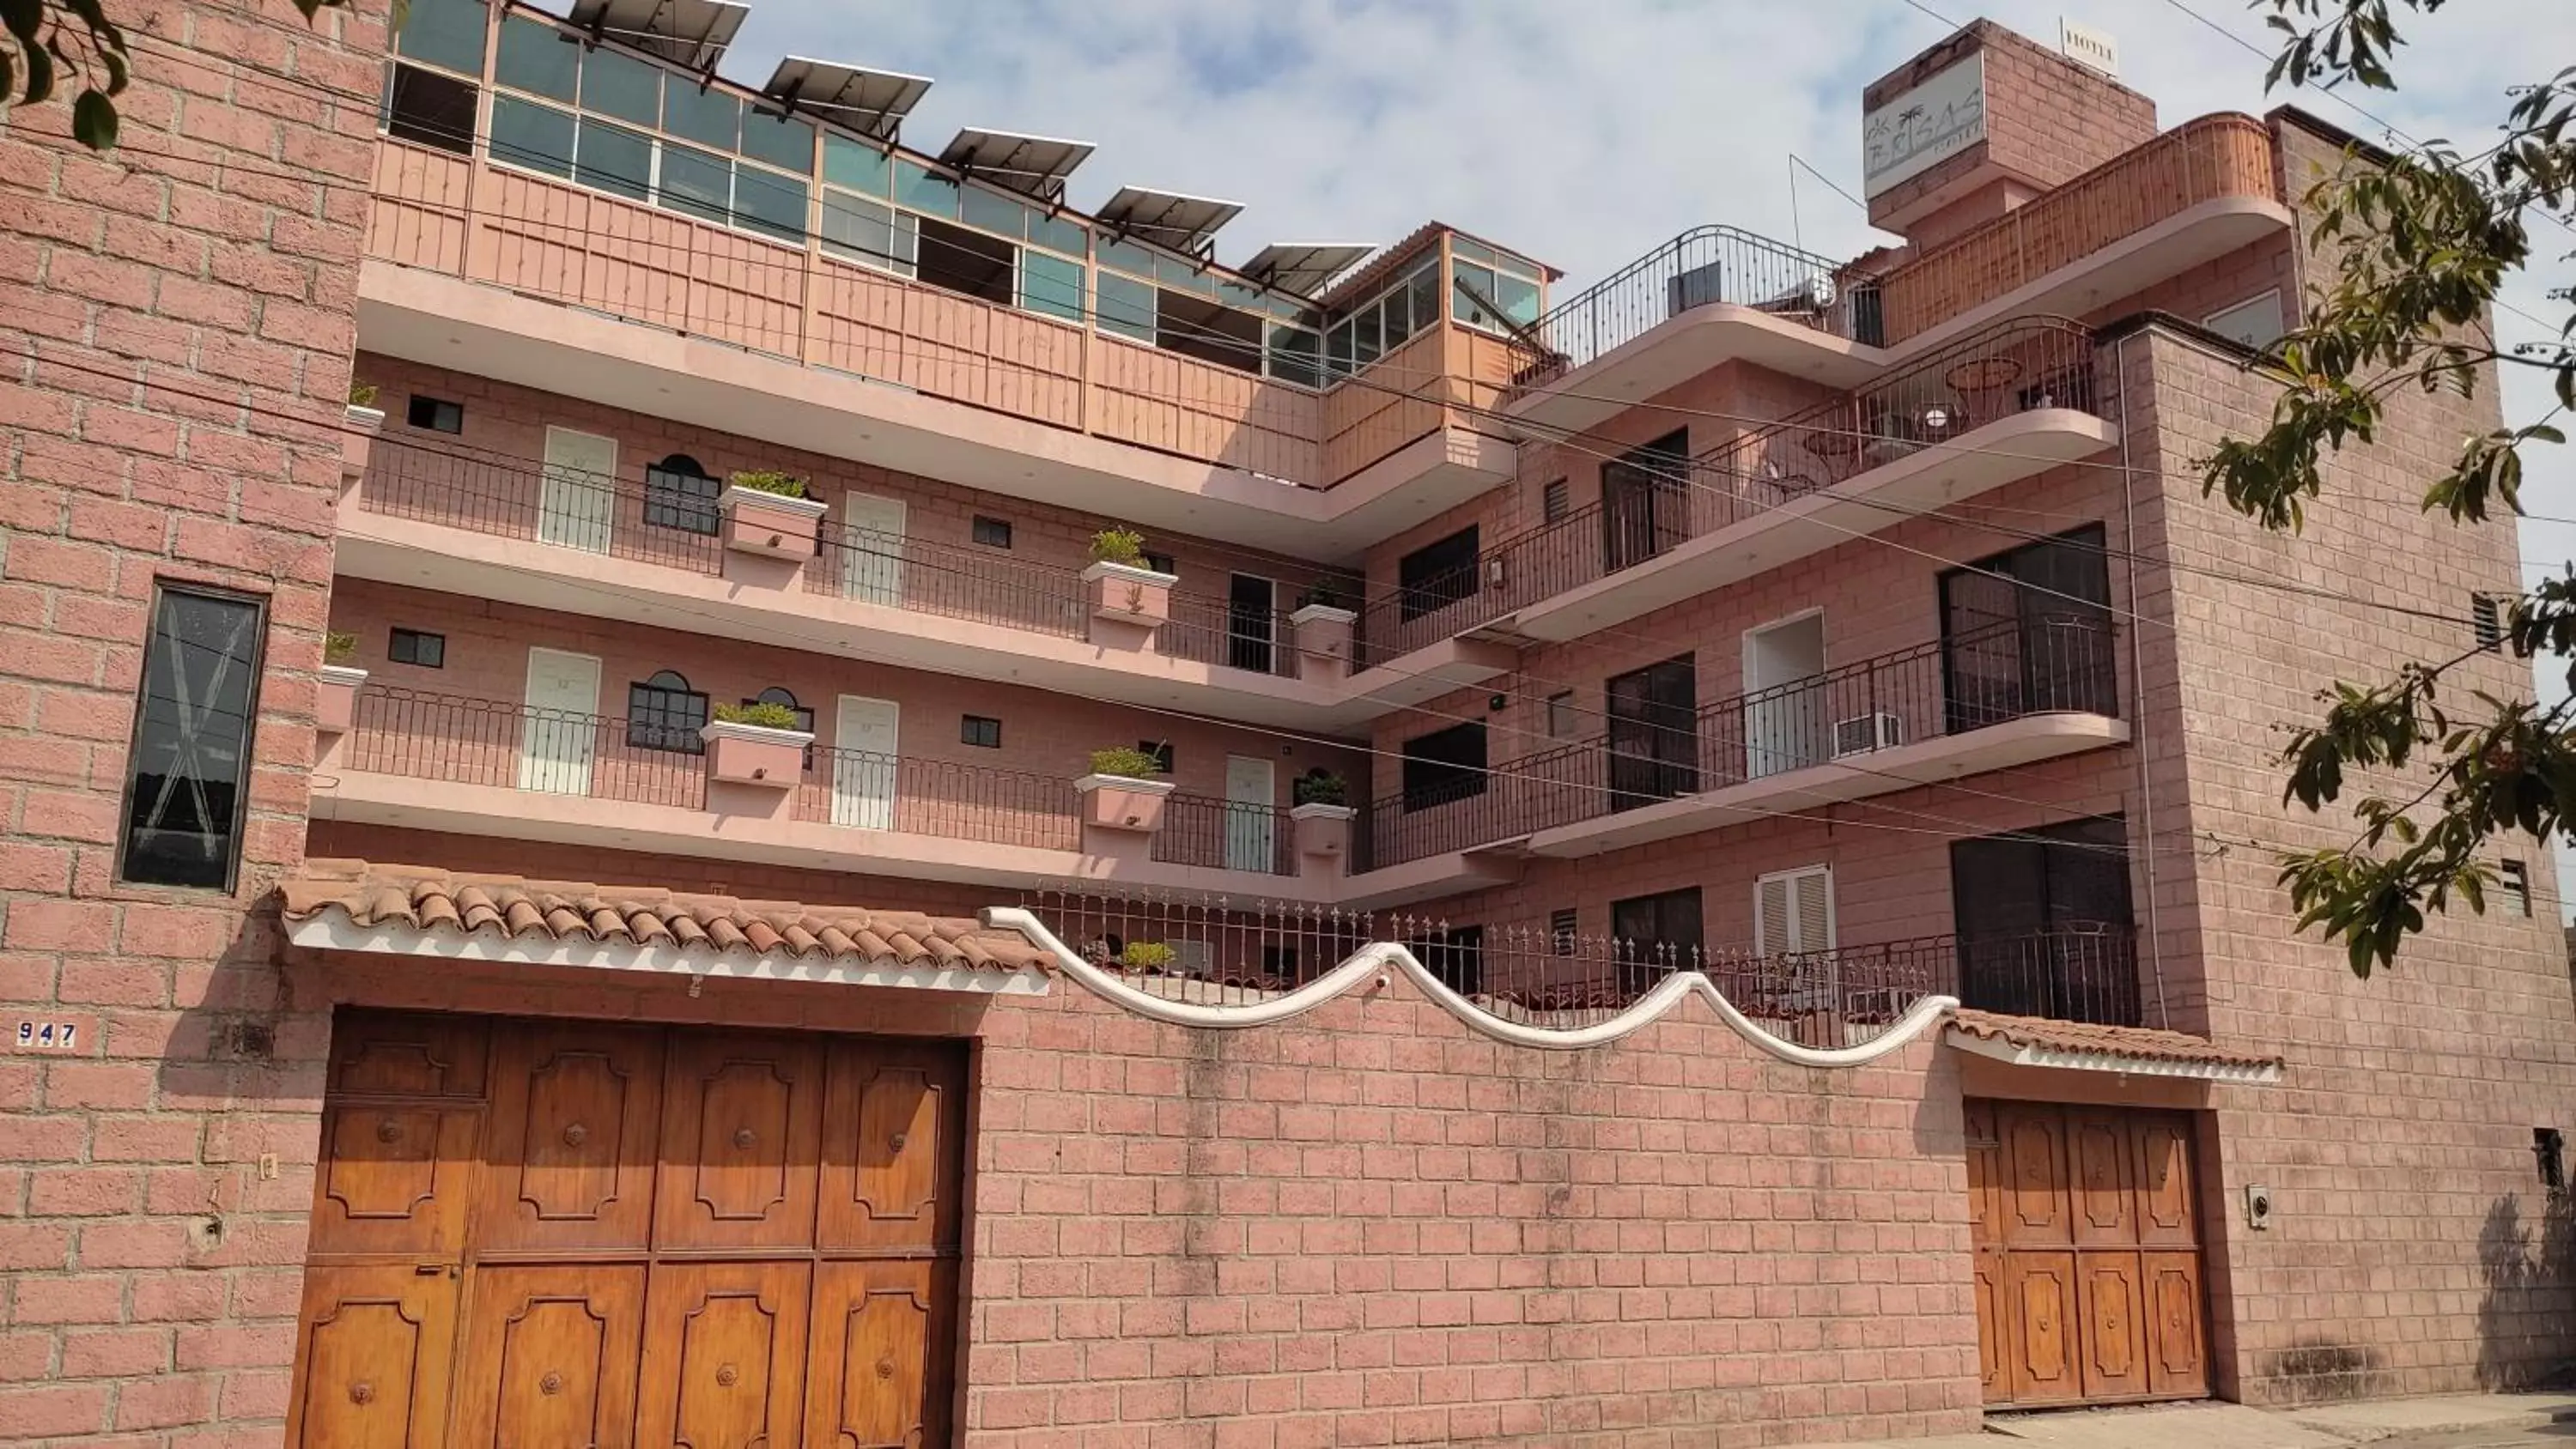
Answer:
1505 225 1869 390
805 524 1091 640
1155 594 1302 679
787 745 1080 850
1954 923 2142 1028
355 435 728 577
1148 794 1298 876
1353 318 2104 665
1364 617 2117 868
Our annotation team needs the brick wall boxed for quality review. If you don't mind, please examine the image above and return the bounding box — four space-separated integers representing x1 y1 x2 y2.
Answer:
0 0 386 1440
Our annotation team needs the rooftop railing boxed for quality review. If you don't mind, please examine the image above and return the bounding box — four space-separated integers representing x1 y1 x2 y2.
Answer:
1504 225 1868 391
1355 318 2104 665
1364 617 2117 869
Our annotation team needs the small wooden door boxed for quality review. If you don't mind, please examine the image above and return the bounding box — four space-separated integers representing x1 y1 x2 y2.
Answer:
1966 1100 2209 1410
539 425 617 554
292 1013 968 1449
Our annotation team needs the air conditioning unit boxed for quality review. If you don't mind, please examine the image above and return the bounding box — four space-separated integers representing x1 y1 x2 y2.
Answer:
1833 712 1905 758
1668 261 1724 318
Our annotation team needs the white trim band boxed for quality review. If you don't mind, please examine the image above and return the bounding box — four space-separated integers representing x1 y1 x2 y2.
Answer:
1945 1027 2282 1083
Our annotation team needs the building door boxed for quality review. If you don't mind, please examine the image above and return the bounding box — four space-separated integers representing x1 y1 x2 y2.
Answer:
1601 429 1690 573
831 695 900 830
519 647 601 796
1606 656 1698 809
1940 525 2115 731
1227 573 1276 674
1966 1100 2208 1410
1742 613 1827 779
839 491 908 608
1224 754 1275 871
538 425 617 554
289 1011 966 1449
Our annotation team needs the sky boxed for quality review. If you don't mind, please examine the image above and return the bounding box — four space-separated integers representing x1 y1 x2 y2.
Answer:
691 0 2576 902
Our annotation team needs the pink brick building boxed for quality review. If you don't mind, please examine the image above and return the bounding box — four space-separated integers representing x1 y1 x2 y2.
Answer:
3 3 2571 1444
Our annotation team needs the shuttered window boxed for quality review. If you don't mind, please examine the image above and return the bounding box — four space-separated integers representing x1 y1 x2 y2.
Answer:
1753 865 1834 957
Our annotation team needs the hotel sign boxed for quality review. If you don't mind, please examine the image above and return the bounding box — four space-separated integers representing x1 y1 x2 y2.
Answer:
1862 54 1987 197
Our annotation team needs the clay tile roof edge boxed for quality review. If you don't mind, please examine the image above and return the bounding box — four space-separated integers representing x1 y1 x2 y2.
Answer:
1946 1009 2283 1082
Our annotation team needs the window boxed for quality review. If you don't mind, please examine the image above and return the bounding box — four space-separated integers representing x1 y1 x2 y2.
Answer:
1397 526 1479 622
916 215 1015 306
1609 888 1702 979
1601 430 1689 572
738 109 815 173
820 191 917 276
1136 740 1176 774
1325 257 1439 382
661 80 741 151
627 670 708 753
573 117 653 203
396 0 489 74
1546 691 1577 739
405 394 464 433
1941 524 2117 727
388 627 445 668
644 453 720 534
119 586 265 889
1541 478 1569 524
1095 270 1157 343
656 141 732 227
1160 291 1264 374
1142 551 1176 577
2473 594 2505 652
1451 239 1545 336
1020 251 1085 323
2205 289 2287 352
1400 722 1486 809
1753 866 1833 956
384 64 477 156
971 516 1013 549
495 13 577 100
2537 1128 2567 1193
961 714 1002 749
1549 908 1577 956
2502 859 2533 917
1950 815 2136 1022
490 94 576 177
576 44 660 127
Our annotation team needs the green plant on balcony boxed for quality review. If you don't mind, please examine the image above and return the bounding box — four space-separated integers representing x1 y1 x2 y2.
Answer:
1299 582 1347 610
1090 528 1147 567
1088 745 1166 779
1119 941 1177 972
713 700 804 731
346 380 379 409
728 470 810 500
323 630 357 665
1292 770 1348 808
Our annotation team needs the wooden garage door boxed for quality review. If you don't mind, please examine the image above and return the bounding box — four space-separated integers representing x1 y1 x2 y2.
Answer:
1965 1100 2208 1409
287 1009 966 1449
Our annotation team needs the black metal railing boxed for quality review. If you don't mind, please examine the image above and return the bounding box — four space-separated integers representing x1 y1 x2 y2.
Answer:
1364 618 2117 868
1955 923 2142 1027
356 435 728 576
1147 794 1298 876
1505 225 1871 390
805 525 1091 640
788 746 1081 850
342 686 708 809
1155 594 1302 679
1353 318 2104 665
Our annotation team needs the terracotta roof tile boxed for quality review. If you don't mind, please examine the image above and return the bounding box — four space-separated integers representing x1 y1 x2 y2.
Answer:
1947 1009 2282 1072
278 859 1045 973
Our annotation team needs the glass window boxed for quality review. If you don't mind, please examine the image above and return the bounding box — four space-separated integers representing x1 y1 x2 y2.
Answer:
384 64 477 157
894 159 957 219
1453 259 1498 330
1153 252 1214 296
494 14 576 100
1020 251 1085 323
1450 237 1494 266
822 134 890 196
738 108 813 173
960 185 1029 239
915 215 1015 305
1266 324 1321 388
961 715 1002 749
1406 264 1441 333
489 94 574 178
574 117 651 202
1382 287 1413 350
1325 319 1353 379
389 627 446 668
656 141 732 226
1397 525 1479 621
1218 281 1267 311
821 191 914 274
396 0 487 76
1095 270 1155 343
1352 307 1381 367
662 82 739 152
1095 238 1156 276
1157 292 1262 375
1026 209 1085 258
119 587 264 889
1492 270 1540 327
579 46 659 127
970 516 1012 549
644 453 720 534
733 167 809 244
405 394 464 432
1399 722 1487 810
628 670 708 754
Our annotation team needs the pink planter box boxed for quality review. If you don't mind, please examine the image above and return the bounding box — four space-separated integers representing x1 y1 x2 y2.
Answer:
341 404 383 482
1077 773 1174 833
315 665 367 736
699 721 814 786
1292 604 1357 679
1291 802 1355 864
719 486 829 561
1084 561 1176 628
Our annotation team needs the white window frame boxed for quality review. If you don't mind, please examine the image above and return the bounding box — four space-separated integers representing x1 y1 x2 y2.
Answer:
2204 288 2287 352
1753 864 1836 957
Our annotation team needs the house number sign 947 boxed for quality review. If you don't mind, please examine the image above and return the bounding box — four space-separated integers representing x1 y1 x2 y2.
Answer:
15 1021 80 1051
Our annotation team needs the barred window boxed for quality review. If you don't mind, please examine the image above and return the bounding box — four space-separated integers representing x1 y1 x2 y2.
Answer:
645 453 720 535
627 669 708 753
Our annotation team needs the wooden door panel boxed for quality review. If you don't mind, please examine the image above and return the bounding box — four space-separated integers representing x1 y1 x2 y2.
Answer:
636 1261 812 1449
821 1042 963 1252
2145 1252 2211 1397
288 1264 458 1449
453 1264 646 1449
806 1260 951 1449
307 1102 481 1258
2000 1104 2071 1247
2004 1251 2081 1405
330 1010 492 1099
1964 1100 2005 1251
2069 1111 2136 1247
2135 1114 2199 1247
1972 1250 2010 1404
2075 1251 2150 1400
656 1032 826 1251
481 1023 665 1252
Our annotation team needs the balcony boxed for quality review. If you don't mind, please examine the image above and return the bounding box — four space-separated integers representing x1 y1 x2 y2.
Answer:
1501 226 1889 435
1870 114 2287 349
1359 319 2116 665
1365 621 2126 870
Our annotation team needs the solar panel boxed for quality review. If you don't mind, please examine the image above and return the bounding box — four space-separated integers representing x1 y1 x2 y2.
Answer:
1240 243 1374 298
759 57 933 142
566 0 747 70
938 127 1096 202
1097 187 1243 258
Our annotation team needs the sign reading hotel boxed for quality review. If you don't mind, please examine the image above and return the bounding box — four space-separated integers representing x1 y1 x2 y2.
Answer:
1862 53 1987 197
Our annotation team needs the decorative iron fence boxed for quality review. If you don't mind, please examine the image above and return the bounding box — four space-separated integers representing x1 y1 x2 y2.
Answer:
787 746 1081 851
355 435 727 576
1147 794 1298 876
341 686 708 809
1504 225 1869 389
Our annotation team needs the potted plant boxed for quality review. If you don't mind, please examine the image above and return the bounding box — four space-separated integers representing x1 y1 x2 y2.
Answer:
1118 941 1177 973
1082 528 1175 642
1289 768 1356 863
719 469 830 561
343 380 385 480
699 699 815 786
1076 744 1175 834
316 629 366 736
1291 581 1358 677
